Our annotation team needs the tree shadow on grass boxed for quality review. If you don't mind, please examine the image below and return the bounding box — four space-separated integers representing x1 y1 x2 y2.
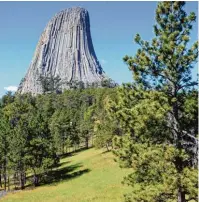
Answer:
24 162 90 189
59 146 94 159
56 160 71 168
41 162 90 186
101 150 112 154
23 147 94 190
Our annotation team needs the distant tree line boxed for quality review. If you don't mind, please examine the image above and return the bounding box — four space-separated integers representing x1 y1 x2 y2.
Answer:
37 74 117 94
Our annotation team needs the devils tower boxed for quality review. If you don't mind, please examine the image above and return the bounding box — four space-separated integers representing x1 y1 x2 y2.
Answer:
18 7 106 94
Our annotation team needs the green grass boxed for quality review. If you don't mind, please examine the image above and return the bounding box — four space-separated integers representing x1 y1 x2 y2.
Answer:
2 148 131 202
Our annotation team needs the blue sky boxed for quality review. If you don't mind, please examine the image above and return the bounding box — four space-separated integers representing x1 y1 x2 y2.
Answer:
0 1 198 97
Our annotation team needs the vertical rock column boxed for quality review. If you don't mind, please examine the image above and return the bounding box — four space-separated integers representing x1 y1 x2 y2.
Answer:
18 7 106 94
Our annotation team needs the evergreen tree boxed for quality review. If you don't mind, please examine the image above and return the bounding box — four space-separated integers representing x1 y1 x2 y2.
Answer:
3 94 35 189
26 109 58 186
0 109 11 190
94 89 121 151
101 78 118 88
113 2 198 202
79 106 93 149
1 91 15 107
38 74 62 94
50 109 77 154
0 81 118 190
3 94 59 188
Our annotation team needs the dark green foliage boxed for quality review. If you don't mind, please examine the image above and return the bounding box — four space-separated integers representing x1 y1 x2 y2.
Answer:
93 88 121 151
50 109 78 154
2 94 58 188
0 85 117 190
101 78 118 88
66 80 86 90
1 91 15 107
112 2 198 202
0 2 197 199
0 108 11 190
38 74 62 94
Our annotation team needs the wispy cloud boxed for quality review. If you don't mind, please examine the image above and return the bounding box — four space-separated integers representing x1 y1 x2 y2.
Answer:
4 86 18 92
101 59 107 65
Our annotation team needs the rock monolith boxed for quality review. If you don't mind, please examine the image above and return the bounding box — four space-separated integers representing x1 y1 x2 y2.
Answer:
18 7 106 94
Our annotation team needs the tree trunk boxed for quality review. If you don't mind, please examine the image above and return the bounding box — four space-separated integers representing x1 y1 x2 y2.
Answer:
177 187 185 202
171 91 186 202
3 164 6 191
7 175 10 191
0 169 2 188
175 155 186 202
33 169 39 187
24 172 26 185
33 174 39 187
106 143 109 152
62 143 65 155
85 137 89 149
3 172 6 191
20 172 25 190
13 172 16 189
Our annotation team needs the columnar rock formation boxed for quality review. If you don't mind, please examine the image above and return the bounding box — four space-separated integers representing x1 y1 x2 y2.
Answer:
18 7 106 94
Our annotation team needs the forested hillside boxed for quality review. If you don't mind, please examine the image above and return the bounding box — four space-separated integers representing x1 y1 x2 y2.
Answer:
0 85 118 190
0 1 198 202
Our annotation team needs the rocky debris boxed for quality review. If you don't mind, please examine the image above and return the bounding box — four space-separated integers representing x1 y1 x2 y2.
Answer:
18 7 107 94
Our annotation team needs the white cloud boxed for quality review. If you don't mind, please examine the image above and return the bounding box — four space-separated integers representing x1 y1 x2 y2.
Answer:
4 86 18 92
101 59 107 65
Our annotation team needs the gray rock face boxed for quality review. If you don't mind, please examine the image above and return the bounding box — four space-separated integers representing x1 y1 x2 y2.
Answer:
18 7 106 94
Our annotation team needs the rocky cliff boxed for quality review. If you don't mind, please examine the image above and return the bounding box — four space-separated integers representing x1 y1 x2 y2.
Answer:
18 7 106 94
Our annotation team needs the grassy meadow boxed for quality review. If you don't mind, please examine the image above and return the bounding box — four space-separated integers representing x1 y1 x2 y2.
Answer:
1 148 131 202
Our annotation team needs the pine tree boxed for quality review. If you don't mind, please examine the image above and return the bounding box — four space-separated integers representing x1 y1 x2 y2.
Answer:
38 74 62 94
26 108 58 186
113 2 198 202
0 109 11 190
3 94 36 189
79 106 93 149
50 109 76 154
94 89 121 151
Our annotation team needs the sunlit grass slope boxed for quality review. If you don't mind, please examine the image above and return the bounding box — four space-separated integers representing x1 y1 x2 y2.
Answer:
2 148 131 202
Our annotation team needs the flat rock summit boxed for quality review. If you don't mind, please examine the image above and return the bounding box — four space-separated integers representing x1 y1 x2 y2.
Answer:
18 7 106 94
